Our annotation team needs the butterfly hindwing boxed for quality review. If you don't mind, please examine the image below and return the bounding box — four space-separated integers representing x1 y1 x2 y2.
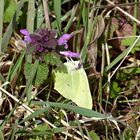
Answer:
54 61 92 109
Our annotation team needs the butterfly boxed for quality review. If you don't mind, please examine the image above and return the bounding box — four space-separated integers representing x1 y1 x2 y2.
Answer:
54 60 92 109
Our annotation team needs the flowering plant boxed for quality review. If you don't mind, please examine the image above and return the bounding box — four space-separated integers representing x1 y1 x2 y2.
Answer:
20 28 80 58
20 28 80 87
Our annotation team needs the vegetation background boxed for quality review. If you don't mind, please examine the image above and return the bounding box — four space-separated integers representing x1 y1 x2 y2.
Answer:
0 0 140 139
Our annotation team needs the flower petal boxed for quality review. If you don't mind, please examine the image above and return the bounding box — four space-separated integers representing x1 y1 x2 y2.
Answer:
64 43 68 49
60 51 80 58
20 29 30 36
24 36 32 42
20 29 32 43
57 34 72 46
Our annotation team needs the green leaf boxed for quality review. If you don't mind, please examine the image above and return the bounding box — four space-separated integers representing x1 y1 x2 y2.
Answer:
9 51 25 82
16 128 52 138
2 0 24 52
44 52 62 66
0 129 4 140
18 108 49 125
4 0 16 23
34 63 49 87
27 0 35 33
32 101 113 119
110 81 121 99
53 61 92 109
122 37 140 54
36 0 44 28
64 4 78 33
24 62 32 80
105 36 140 72
54 0 61 33
0 73 5 82
24 62 49 87
89 130 100 140
33 124 50 132
121 37 140 46
23 60 39 96
0 0 4 51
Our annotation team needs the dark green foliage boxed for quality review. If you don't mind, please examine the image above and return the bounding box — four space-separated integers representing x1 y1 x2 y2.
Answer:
24 52 63 87
122 37 140 54
34 63 49 87
4 0 16 23
24 62 49 87
44 52 62 66
110 81 121 98
24 62 32 80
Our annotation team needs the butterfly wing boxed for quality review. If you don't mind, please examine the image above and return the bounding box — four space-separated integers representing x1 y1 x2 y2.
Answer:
54 61 92 109
72 68 92 109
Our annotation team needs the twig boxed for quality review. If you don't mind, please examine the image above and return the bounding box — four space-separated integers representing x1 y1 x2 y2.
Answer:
95 2 140 9
105 0 140 25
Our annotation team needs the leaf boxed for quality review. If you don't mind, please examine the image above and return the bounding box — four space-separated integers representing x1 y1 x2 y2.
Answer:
105 36 140 72
122 37 140 54
122 37 140 46
0 0 4 49
110 81 121 99
2 0 24 52
34 63 49 87
18 108 49 125
24 62 32 80
0 73 5 82
53 61 92 109
33 124 50 132
26 44 37 55
32 101 120 131
0 129 4 140
24 61 49 87
4 0 16 23
36 0 44 28
26 0 35 33
93 15 105 41
89 130 100 140
54 0 61 32
32 101 114 120
23 60 39 96
9 51 25 82
44 52 62 66
105 17 119 39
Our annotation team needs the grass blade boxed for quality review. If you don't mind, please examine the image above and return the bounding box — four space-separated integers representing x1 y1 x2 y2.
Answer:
0 0 4 51
0 129 4 140
32 101 111 119
1 0 24 52
36 0 44 28
27 0 35 32
105 36 140 72
64 4 78 33
54 0 61 33
9 51 25 81
22 60 39 97
18 108 49 124
0 73 5 82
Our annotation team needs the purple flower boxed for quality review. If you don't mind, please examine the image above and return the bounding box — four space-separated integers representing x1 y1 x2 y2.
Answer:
20 28 80 58
60 51 80 58
20 29 32 43
20 28 57 53
57 34 72 49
